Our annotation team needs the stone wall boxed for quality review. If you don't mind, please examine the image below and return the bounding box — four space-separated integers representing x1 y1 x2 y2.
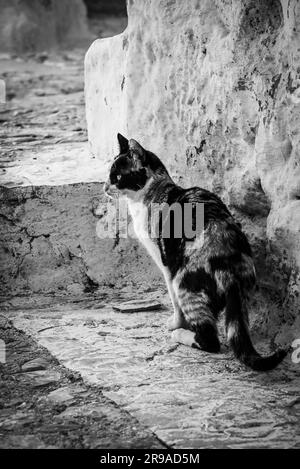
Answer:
0 0 91 53
85 0 300 343
0 184 158 295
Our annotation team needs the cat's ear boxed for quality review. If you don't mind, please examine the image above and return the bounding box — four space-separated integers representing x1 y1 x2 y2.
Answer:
129 139 146 164
117 133 129 153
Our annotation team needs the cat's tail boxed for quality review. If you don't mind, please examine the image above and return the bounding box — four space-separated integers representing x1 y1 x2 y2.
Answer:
225 283 287 371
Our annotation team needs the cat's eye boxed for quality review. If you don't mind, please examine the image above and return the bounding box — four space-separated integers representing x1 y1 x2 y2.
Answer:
117 175 122 181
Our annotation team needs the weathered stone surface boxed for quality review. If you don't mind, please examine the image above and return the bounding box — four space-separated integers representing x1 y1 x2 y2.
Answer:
4 299 300 449
113 299 163 313
0 0 91 53
0 312 162 449
0 183 160 295
85 0 300 342
21 357 49 372
47 386 76 404
0 50 161 299
22 370 61 387
1 1 298 352
0 435 49 449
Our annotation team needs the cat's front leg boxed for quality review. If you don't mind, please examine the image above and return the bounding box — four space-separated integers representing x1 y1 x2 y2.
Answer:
167 312 185 331
163 271 186 331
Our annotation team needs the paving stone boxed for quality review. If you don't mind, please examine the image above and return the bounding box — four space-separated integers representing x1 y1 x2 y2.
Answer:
112 299 163 313
4 301 300 448
47 387 76 404
0 312 163 449
22 370 61 388
0 411 36 430
21 357 49 372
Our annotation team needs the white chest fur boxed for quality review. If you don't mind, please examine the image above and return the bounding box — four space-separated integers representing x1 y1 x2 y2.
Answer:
127 199 164 271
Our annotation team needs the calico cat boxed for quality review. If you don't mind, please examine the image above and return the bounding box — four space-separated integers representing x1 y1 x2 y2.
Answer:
104 133 287 371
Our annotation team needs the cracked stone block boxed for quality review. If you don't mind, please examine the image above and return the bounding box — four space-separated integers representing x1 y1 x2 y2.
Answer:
0 184 161 296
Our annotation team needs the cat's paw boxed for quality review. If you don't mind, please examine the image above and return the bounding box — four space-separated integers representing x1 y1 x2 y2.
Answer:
167 315 183 331
171 328 200 348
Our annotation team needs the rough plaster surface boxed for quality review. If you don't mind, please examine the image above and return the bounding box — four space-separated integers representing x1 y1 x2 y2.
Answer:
0 0 91 53
3 297 300 448
85 0 300 341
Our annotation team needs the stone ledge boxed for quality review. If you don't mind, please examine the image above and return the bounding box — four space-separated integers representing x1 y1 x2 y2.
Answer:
0 182 161 296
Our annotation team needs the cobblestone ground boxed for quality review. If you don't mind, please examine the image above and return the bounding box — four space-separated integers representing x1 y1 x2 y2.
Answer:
0 312 163 448
0 17 127 188
1 291 300 449
0 49 98 187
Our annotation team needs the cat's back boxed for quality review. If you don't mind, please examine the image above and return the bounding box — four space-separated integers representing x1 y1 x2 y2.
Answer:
175 186 232 223
178 185 255 289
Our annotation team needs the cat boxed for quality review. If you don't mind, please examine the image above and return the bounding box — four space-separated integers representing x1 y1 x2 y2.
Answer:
104 133 287 371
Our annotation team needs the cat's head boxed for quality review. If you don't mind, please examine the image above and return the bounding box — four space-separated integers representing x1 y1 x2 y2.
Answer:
104 133 168 200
